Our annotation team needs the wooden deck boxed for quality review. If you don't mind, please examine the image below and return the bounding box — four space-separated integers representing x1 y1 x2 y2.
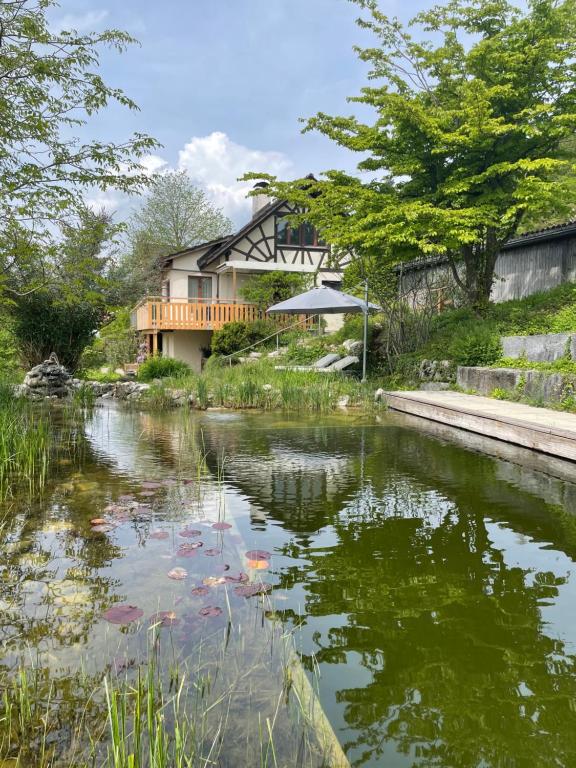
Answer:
384 390 576 462
131 298 303 332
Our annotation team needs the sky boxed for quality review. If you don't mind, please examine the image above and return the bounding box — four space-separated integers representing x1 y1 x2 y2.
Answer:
49 0 422 226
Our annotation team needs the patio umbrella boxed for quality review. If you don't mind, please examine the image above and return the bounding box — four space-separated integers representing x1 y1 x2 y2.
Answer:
267 285 379 382
266 285 379 315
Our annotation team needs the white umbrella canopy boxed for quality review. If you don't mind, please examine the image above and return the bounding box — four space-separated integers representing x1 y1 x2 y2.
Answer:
266 286 379 315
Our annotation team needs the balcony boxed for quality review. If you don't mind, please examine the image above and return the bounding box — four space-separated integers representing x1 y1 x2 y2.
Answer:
131 297 306 332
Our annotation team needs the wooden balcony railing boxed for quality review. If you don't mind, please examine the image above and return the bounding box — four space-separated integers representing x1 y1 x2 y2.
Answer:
131 297 308 332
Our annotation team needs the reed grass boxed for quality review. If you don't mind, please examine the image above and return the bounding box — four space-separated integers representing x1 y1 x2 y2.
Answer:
0 622 333 768
0 385 87 499
145 359 373 413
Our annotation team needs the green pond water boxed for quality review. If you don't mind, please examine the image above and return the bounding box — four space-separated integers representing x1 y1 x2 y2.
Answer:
2 404 576 767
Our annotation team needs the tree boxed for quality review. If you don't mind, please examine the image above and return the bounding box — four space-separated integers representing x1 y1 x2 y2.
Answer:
246 0 576 310
116 171 233 298
239 271 309 311
0 0 158 278
8 207 119 371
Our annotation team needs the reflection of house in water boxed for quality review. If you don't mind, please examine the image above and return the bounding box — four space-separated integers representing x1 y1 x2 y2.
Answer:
200 423 367 534
231 446 355 530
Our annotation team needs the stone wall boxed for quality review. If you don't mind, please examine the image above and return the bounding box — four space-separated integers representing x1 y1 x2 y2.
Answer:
457 366 576 403
501 332 574 362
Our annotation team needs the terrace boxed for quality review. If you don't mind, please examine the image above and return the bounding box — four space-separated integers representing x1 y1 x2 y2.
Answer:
131 297 305 332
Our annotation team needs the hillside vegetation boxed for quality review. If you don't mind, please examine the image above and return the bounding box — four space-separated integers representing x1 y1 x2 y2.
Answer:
388 283 576 382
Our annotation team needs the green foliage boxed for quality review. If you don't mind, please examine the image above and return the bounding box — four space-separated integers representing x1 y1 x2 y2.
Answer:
137 356 190 382
449 330 502 367
0 0 157 269
80 368 123 383
239 271 309 311
247 0 576 308
8 208 117 372
115 171 233 300
211 320 277 357
284 338 333 365
80 308 138 372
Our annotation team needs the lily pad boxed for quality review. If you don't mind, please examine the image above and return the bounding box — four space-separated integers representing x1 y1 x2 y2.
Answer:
177 543 199 558
168 567 188 580
91 524 115 534
179 529 202 538
149 610 179 627
149 531 169 540
103 604 144 625
245 550 271 561
247 559 270 570
118 494 135 502
212 522 232 531
139 491 156 497
224 572 249 584
199 606 223 617
203 576 227 587
191 586 209 596
204 548 221 557
234 583 272 598
141 481 162 489
90 518 107 526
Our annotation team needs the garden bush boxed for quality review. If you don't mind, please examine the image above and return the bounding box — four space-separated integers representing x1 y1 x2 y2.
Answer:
211 320 278 357
137 356 190 381
448 329 502 367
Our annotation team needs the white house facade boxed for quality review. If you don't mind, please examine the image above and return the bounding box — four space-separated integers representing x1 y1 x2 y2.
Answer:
131 189 351 371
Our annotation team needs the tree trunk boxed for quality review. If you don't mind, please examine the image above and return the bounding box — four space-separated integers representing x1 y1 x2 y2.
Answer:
448 227 502 314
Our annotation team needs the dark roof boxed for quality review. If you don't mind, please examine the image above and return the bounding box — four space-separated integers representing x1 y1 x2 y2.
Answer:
159 235 232 268
197 198 286 269
395 220 576 274
502 220 576 250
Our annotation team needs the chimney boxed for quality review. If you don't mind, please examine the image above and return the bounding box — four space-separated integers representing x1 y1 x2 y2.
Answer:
252 181 272 218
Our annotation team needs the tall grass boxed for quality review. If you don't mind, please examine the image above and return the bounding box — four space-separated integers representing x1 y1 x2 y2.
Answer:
0 387 51 498
0 625 339 768
0 385 86 499
145 359 373 414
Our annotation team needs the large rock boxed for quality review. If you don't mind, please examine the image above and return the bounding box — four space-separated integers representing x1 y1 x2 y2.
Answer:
501 333 572 362
457 366 522 395
22 354 72 399
343 339 364 355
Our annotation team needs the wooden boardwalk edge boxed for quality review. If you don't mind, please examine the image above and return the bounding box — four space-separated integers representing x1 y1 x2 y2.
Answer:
384 391 576 463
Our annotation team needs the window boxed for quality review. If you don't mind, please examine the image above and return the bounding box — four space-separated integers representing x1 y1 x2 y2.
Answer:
188 276 212 302
276 217 325 248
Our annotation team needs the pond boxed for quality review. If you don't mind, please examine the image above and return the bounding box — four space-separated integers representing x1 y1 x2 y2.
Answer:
2 404 576 767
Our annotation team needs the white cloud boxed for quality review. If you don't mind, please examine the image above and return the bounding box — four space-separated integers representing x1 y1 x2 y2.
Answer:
177 132 294 224
52 9 109 33
139 154 169 176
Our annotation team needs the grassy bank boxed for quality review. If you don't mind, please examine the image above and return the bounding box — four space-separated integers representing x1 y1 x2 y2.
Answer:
387 283 576 386
140 358 374 413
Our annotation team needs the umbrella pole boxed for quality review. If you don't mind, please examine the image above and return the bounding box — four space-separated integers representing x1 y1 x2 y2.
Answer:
361 279 369 383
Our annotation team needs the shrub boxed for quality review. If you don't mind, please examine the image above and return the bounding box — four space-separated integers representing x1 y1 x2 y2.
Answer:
239 271 309 310
137 356 190 382
211 320 278 357
449 330 501 366
284 338 332 365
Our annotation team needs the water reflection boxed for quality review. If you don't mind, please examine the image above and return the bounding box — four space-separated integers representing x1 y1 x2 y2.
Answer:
1 406 576 767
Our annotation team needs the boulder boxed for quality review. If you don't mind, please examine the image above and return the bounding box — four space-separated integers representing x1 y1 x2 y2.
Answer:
22 354 73 399
343 339 364 355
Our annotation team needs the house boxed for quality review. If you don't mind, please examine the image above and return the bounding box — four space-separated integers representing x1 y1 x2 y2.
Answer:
397 220 576 310
131 185 350 371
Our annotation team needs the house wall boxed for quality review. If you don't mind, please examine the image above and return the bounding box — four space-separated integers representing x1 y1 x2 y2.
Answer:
162 330 213 372
399 231 576 307
163 246 215 299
